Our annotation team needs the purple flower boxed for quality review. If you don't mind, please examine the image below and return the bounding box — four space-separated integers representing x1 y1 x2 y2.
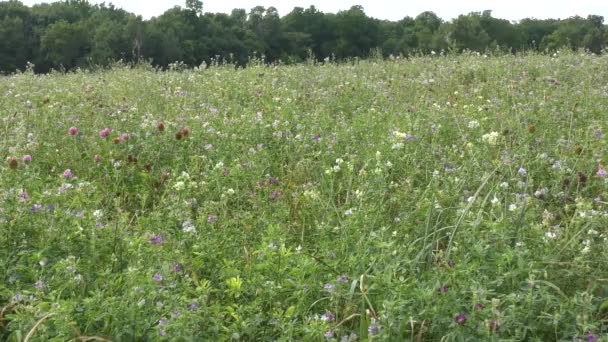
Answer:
188 302 200 310
269 190 281 201
268 176 279 184
158 318 167 326
99 128 110 138
258 181 267 187
313 134 321 142
587 332 598 342
596 167 607 178
63 169 73 178
149 234 164 244
437 285 449 294
173 263 181 272
337 275 349 283
18 190 29 202
68 127 79 136
324 331 334 339
321 312 335 321
474 303 486 310
207 215 218 222
454 313 467 325
22 155 32 163
120 133 129 140
518 167 527 176
11 293 23 302
152 273 163 282
368 324 380 335
171 310 181 317
323 283 335 293
31 204 43 212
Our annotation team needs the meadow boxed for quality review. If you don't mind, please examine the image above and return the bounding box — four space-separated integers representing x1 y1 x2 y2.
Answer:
0 52 607 341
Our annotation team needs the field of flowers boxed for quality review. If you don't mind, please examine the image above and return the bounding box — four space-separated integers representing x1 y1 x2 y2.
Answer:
1 52 607 341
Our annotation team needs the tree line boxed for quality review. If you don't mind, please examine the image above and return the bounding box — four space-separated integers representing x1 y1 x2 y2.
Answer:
1 0 607 73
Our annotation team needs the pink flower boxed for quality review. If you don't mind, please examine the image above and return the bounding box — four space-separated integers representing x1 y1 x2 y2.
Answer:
63 169 73 178
120 133 129 140
99 128 110 138
22 155 32 163
596 166 607 178
94 155 102 163
68 127 78 135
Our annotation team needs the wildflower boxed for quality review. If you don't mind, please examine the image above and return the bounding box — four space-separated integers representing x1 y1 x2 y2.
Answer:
31 204 43 212
474 303 486 310
338 275 349 283
454 313 467 324
149 235 164 244
545 232 557 239
7 157 18 169
321 312 335 321
173 263 181 272
596 166 607 178
23 155 32 163
437 285 449 293
120 133 129 140
258 181 267 187
188 302 200 310
587 332 598 342
94 155 102 163
269 191 281 201
517 167 527 176
99 128 110 138
68 127 78 135
11 293 22 302
18 189 30 202
482 131 500 145
34 280 46 290
468 120 480 128
324 331 334 339
323 283 335 293
368 324 380 335
63 169 73 178
182 220 196 233
152 273 163 282
207 215 218 222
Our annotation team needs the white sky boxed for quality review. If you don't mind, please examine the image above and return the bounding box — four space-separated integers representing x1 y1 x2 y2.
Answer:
20 0 608 22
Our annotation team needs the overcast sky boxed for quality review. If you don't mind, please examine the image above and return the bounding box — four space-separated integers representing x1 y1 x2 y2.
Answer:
20 0 608 22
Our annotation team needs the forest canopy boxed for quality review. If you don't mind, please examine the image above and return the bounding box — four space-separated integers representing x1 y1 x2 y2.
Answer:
1 0 607 73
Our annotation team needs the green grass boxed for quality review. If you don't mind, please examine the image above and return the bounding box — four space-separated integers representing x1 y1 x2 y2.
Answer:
0 52 607 341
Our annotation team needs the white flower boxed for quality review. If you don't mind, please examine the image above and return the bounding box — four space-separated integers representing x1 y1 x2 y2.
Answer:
508 204 517 211
545 232 557 239
491 196 500 205
173 181 185 191
182 221 196 233
93 210 103 218
500 182 509 189
468 120 480 128
226 188 235 195
344 208 354 216
482 131 500 145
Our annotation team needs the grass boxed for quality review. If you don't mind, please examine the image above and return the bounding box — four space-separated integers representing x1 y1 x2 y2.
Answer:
0 51 607 341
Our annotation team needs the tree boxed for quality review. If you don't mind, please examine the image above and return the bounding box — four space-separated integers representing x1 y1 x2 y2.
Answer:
185 0 203 16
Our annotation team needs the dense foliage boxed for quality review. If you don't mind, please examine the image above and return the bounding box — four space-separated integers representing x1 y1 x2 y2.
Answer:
1 0 608 73
1 51 607 340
